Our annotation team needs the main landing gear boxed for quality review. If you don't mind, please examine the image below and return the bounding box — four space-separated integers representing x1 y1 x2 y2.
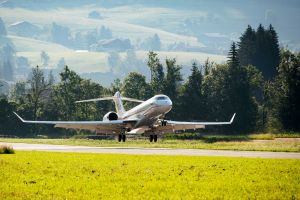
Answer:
117 134 126 142
149 134 158 142
117 130 126 142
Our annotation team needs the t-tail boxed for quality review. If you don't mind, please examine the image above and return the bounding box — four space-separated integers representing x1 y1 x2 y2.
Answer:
113 91 125 116
75 91 144 117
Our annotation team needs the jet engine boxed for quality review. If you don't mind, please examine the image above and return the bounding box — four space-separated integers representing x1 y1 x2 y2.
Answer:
103 111 119 121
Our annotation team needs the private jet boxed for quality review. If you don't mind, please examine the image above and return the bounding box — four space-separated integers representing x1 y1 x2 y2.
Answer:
14 91 236 142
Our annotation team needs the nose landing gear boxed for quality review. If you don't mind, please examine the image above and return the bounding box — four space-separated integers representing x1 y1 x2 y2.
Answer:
149 134 158 142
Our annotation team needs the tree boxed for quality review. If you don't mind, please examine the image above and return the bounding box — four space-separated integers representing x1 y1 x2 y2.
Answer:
238 25 256 67
16 56 30 69
179 62 203 120
10 81 26 102
85 29 98 47
228 42 239 69
54 66 83 120
26 66 53 122
267 24 280 78
151 34 161 51
237 24 280 80
0 17 7 36
88 11 103 19
164 58 182 100
56 57 66 70
203 43 262 132
163 58 182 119
3 60 14 81
40 51 49 68
122 72 152 100
99 25 112 39
0 97 20 135
51 22 71 46
265 50 300 131
108 51 121 69
203 58 214 76
110 78 122 93
147 51 164 94
1 44 16 81
140 34 161 51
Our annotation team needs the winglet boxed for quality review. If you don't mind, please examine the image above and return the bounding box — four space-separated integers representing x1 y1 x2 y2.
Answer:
230 113 236 124
13 112 25 122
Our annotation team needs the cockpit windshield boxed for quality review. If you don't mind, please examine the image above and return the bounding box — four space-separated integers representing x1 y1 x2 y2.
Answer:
156 96 166 100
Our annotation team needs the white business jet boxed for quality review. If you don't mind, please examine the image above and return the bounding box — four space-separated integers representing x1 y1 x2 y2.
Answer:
14 91 235 142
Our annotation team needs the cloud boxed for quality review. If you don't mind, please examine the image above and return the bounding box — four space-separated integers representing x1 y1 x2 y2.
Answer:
225 8 245 20
204 32 227 38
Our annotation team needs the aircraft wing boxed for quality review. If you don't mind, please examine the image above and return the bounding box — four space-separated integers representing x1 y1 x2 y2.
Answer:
156 113 236 133
14 112 137 134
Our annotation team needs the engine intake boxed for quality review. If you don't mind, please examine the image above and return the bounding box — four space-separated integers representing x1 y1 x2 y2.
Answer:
103 112 118 121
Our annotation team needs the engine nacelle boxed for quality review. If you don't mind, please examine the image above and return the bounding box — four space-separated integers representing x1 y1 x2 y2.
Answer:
103 111 119 121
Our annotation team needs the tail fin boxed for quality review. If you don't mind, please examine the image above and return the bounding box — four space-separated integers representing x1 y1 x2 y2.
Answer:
113 91 125 116
75 91 144 117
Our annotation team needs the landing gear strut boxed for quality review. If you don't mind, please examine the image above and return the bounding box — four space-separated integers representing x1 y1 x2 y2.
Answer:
118 134 122 142
149 134 158 142
117 134 126 142
122 134 126 142
117 129 126 142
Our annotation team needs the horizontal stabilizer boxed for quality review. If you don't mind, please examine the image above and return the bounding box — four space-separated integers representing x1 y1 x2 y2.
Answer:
76 96 144 103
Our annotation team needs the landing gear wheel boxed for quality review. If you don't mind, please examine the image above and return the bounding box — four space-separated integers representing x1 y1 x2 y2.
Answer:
153 135 158 142
122 134 126 142
149 135 154 142
118 134 122 142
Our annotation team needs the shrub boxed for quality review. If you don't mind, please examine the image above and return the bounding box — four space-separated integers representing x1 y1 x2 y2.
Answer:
0 145 15 154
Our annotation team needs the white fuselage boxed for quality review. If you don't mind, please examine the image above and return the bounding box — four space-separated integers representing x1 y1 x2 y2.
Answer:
121 95 172 128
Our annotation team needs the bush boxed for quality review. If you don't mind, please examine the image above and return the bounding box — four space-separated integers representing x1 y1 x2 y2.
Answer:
0 145 15 154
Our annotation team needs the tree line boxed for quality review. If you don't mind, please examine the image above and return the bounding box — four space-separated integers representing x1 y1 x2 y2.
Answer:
0 24 299 137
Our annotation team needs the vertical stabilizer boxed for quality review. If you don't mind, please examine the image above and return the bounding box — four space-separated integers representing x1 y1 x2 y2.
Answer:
113 91 125 116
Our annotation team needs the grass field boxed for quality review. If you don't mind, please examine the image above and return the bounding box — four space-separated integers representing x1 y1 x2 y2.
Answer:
0 151 299 199
1 134 300 152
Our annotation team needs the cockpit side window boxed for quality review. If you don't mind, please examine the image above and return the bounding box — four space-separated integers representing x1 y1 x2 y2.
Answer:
156 96 166 100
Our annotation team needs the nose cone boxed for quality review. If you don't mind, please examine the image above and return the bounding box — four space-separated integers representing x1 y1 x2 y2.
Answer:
168 98 173 107
166 99 172 113
153 95 173 113
163 97 172 113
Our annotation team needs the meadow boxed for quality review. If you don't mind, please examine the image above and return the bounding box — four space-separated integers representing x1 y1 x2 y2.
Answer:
0 151 299 199
1 133 300 152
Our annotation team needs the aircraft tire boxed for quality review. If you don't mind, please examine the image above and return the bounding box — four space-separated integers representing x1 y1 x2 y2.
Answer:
149 135 154 142
122 134 126 142
154 135 158 142
118 134 122 142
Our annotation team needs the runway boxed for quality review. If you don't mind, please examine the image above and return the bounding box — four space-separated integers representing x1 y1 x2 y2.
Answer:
1 142 300 159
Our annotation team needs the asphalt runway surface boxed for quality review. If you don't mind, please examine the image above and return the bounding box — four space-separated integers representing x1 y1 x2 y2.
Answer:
1 142 300 159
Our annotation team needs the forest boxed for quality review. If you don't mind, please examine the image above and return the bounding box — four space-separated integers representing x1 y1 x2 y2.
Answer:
0 24 299 137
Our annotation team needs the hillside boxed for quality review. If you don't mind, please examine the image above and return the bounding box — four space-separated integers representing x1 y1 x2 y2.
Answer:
11 35 226 76
1 7 204 48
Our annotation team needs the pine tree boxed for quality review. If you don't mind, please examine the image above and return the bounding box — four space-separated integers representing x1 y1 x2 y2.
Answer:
179 62 203 120
228 42 239 69
164 58 182 100
164 58 182 119
203 44 261 132
238 25 256 67
267 24 280 78
237 24 279 80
